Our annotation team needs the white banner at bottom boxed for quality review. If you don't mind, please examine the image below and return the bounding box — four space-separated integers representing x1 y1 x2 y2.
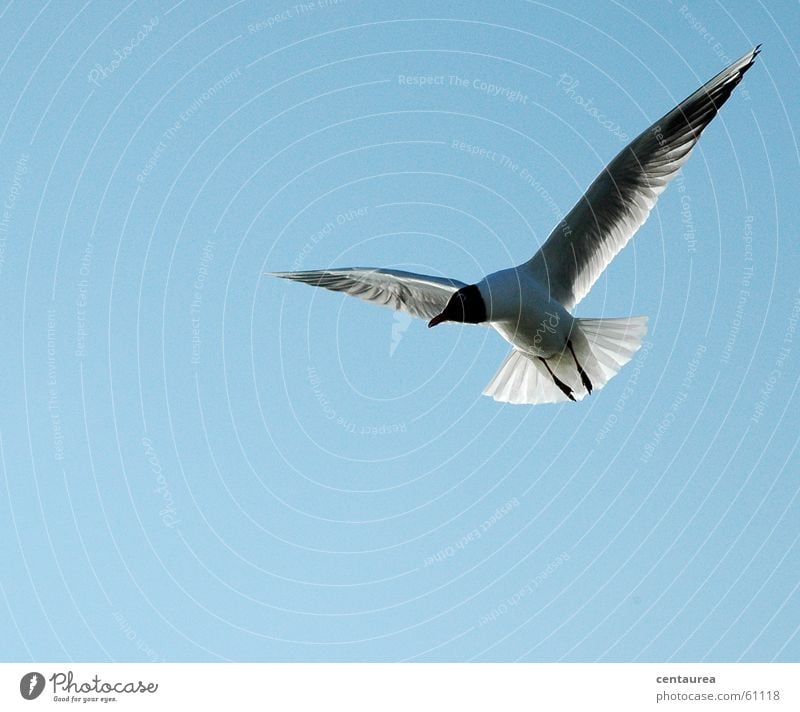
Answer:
1 663 796 711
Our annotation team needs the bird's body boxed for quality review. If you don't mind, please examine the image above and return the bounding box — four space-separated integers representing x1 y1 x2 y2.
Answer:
272 47 760 405
474 267 574 358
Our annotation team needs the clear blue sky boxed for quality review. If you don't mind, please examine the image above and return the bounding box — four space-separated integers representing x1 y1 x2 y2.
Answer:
1 0 798 662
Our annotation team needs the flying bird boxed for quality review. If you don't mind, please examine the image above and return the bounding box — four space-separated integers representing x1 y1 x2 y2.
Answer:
272 47 759 404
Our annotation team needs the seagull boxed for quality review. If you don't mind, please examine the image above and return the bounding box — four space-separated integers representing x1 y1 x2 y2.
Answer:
272 47 759 404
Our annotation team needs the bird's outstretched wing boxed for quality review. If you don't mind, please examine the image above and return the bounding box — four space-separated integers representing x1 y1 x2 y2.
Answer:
270 267 466 320
525 46 760 311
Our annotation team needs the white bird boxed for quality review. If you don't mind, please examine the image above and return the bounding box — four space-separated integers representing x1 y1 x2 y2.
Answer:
272 47 759 405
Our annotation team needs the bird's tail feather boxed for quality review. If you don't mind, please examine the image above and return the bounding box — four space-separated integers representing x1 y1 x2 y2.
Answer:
482 316 648 404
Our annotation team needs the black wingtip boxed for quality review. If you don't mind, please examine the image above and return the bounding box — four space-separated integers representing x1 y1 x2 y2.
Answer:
732 45 761 81
266 271 310 283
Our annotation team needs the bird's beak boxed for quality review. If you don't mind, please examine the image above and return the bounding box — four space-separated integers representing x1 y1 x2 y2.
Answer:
428 313 447 328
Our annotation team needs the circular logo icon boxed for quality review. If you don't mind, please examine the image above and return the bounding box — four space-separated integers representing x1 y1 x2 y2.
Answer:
20 672 45 700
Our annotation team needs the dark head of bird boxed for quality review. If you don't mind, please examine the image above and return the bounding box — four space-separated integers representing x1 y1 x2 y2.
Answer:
428 284 487 328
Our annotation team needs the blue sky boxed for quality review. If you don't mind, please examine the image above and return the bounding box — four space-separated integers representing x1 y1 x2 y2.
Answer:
1 0 798 662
